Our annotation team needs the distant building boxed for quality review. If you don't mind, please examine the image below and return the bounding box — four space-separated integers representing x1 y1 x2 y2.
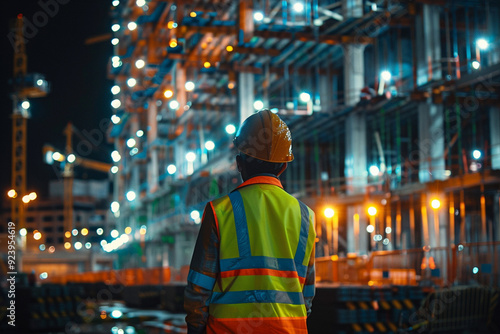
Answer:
0 179 115 280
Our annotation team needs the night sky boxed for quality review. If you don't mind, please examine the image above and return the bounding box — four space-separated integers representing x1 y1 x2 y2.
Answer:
1 0 114 202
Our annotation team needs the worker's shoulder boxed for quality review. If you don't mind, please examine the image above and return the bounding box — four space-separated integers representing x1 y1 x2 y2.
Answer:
296 198 316 217
210 193 231 207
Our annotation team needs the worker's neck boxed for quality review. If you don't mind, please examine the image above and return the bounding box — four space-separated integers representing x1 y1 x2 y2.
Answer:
241 173 278 182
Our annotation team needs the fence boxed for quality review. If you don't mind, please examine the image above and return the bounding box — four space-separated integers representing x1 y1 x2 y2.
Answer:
316 241 500 287
46 266 189 285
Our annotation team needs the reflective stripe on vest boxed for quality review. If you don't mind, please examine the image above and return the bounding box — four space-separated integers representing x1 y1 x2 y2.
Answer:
208 182 315 333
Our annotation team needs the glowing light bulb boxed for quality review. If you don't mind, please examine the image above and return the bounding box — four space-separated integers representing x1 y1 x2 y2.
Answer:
185 81 195 91
135 59 145 69
128 22 137 31
253 12 264 21
324 208 334 218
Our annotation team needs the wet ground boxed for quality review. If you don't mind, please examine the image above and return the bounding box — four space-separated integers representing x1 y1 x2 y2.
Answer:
39 302 187 334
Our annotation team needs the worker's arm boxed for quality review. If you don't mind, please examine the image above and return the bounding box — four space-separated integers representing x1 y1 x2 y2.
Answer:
303 243 316 317
184 203 220 334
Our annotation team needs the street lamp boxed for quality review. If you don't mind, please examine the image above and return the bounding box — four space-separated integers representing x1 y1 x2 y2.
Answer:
324 208 334 218
431 199 441 209
378 71 392 95
367 206 377 216
367 206 377 250
475 38 489 65
430 198 441 247
322 207 334 256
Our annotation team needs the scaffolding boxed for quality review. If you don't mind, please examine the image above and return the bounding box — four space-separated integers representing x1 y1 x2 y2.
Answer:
107 0 500 281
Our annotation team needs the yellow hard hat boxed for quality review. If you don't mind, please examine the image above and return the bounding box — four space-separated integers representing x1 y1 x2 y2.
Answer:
233 109 294 163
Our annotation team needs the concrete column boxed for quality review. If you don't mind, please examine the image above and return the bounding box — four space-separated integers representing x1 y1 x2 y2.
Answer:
147 102 158 194
425 194 449 282
319 74 334 112
347 206 356 254
345 112 367 194
416 4 442 85
423 4 442 81
174 232 184 270
347 205 368 255
487 6 500 66
358 206 368 255
175 62 187 118
238 72 254 123
490 107 500 170
494 193 500 242
343 45 365 106
418 103 446 182
342 0 363 18
239 0 254 43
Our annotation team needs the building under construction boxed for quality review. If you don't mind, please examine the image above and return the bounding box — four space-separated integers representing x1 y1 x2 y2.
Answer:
105 0 500 288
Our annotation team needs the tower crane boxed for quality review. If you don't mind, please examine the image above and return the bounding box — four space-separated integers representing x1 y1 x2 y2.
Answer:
43 123 113 243
9 14 50 230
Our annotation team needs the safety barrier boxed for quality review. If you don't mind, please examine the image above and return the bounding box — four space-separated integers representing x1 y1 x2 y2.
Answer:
48 266 174 286
406 285 500 333
316 241 500 287
0 284 84 332
309 285 425 333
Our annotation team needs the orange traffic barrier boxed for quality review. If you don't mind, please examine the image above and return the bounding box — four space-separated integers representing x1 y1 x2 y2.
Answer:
46 266 172 286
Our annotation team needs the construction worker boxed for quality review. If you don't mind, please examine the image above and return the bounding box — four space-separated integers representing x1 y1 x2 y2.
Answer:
184 109 316 334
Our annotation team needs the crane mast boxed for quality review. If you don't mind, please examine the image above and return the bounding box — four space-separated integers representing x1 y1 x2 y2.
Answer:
10 14 49 230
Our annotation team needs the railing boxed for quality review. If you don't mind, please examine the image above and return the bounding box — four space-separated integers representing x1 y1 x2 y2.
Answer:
47 267 176 285
316 241 500 288
47 243 500 288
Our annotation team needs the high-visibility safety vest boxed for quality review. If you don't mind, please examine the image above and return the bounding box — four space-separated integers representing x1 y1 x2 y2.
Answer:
207 176 316 334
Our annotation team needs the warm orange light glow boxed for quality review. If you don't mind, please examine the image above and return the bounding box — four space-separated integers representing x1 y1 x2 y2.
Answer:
190 11 197 17
34 232 42 240
330 255 339 261
367 206 377 216
64 242 71 249
203 62 211 68
201 42 208 49
227 82 235 89
125 227 132 234
7 189 17 198
169 39 178 48
140 228 147 235
65 231 71 238
167 21 175 29
429 256 436 270
164 89 173 98
421 257 427 270
431 199 441 209
29 192 37 201
81 228 89 236
22 195 30 204
324 207 334 218
226 45 234 52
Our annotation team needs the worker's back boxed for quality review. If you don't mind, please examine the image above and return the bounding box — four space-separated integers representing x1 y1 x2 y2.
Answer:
184 110 316 334
208 178 316 334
